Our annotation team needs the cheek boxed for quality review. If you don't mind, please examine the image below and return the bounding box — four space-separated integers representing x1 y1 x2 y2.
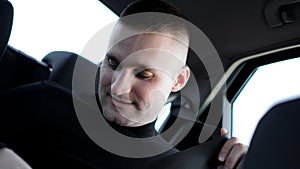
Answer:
134 79 173 102
99 68 113 86
159 80 174 94
135 83 153 100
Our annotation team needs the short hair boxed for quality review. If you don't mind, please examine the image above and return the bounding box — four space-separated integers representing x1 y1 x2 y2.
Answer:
118 0 190 45
120 0 186 19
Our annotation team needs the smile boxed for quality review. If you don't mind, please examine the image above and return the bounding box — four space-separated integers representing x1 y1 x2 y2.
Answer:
111 95 133 105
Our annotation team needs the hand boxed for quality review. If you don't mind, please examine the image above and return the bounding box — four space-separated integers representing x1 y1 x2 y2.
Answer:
0 148 32 169
217 128 248 169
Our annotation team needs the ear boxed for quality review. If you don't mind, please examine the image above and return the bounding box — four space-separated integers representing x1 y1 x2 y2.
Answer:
171 66 190 92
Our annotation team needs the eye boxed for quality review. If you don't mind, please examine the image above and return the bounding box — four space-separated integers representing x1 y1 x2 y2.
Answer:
136 70 155 80
106 56 118 70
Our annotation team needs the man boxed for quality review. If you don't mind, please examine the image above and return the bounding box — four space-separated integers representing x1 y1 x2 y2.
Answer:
98 0 247 168
95 0 247 167
0 0 247 168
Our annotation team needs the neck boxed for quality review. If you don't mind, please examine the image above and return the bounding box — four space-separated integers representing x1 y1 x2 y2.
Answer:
108 121 157 138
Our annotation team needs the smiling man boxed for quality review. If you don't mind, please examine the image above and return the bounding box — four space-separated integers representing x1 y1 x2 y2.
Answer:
96 0 247 168
0 0 247 169
98 0 191 129
100 36 189 127
99 32 190 128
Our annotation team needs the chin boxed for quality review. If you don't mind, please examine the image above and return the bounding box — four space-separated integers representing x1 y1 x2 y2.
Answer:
102 110 129 126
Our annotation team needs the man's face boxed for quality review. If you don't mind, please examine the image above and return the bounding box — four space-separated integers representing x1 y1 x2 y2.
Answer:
98 29 189 127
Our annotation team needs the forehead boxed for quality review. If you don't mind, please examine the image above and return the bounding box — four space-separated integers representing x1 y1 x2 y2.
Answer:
107 34 186 73
108 33 186 62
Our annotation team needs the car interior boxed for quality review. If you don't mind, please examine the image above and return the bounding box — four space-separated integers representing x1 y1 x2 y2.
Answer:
0 0 300 168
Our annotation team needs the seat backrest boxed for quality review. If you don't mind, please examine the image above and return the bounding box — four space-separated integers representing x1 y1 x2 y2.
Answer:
42 51 98 91
243 97 300 169
0 46 50 92
0 0 13 61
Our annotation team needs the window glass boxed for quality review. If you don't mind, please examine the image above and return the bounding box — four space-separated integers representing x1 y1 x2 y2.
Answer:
232 57 300 145
8 0 118 63
155 102 172 132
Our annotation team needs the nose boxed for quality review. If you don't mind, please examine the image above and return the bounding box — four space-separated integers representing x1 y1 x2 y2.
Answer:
111 69 133 96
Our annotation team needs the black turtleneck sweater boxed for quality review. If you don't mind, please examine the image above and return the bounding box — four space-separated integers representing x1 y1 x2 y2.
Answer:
108 120 157 138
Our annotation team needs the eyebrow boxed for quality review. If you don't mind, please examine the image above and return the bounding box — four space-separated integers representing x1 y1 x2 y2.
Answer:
106 52 149 69
105 53 173 77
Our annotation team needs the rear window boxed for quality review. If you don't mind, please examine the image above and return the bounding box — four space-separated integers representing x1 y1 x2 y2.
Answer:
232 56 300 145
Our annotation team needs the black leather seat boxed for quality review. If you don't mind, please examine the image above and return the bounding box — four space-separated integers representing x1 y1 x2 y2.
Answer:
243 97 300 169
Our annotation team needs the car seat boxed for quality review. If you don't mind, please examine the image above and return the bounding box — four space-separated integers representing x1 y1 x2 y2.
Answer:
243 97 300 169
0 0 13 61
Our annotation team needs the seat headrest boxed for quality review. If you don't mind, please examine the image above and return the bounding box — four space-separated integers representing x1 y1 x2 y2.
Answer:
42 51 98 91
243 97 300 169
0 0 14 61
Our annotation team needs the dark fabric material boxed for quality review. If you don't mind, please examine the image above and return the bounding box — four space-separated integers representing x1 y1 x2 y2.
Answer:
108 120 157 138
0 81 178 169
0 46 50 92
0 143 6 149
142 136 227 169
244 97 300 169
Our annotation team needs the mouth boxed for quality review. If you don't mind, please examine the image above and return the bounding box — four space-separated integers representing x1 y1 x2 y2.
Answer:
111 95 132 104
107 94 134 109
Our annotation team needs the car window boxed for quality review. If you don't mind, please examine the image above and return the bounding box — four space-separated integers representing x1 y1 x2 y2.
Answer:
8 0 118 63
232 57 300 145
155 102 172 132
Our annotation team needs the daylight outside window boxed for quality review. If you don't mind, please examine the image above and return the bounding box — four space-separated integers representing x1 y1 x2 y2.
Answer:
232 56 300 145
8 0 118 63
